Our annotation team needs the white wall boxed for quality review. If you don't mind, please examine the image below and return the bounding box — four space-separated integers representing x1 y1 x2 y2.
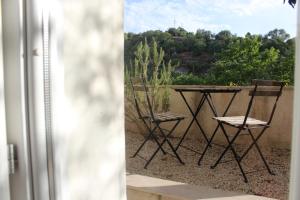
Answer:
55 0 126 199
289 2 300 200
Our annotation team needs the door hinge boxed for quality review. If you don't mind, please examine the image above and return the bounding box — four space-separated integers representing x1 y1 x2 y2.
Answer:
7 144 17 175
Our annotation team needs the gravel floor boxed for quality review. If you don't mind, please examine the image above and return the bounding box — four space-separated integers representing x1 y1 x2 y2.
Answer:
126 131 291 200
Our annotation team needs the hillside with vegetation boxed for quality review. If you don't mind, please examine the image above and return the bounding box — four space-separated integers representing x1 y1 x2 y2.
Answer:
125 27 295 85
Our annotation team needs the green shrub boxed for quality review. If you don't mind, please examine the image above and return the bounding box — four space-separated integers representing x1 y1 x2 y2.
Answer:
171 73 207 85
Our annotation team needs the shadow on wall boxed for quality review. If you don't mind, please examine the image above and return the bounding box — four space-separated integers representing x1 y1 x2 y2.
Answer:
57 0 125 199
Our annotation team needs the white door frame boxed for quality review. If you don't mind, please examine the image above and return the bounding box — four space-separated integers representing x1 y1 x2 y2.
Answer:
1 0 34 199
25 0 55 199
0 1 10 199
1 0 59 199
1 0 34 200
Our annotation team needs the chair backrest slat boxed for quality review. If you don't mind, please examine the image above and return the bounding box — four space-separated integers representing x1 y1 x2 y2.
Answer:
248 90 282 97
129 75 155 120
132 85 146 91
129 77 144 119
251 79 283 86
243 79 284 126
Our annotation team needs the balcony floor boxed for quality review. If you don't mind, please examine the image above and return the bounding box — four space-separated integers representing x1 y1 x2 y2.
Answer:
126 131 290 200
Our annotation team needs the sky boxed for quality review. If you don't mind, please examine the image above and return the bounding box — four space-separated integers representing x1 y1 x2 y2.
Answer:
124 0 297 37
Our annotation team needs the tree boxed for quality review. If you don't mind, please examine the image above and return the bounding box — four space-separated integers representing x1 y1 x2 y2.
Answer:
211 30 236 53
209 35 280 85
215 30 232 39
266 29 290 41
195 29 213 52
167 27 188 37
124 27 295 86
263 30 290 54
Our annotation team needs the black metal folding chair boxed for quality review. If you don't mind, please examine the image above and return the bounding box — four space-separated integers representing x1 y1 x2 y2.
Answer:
210 80 284 182
129 75 186 169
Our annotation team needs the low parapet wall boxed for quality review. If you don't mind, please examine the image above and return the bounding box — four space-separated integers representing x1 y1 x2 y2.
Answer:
126 86 293 148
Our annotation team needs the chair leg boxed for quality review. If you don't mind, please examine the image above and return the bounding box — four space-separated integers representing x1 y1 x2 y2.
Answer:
175 115 197 151
210 125 242 168
239 127 267 161
198 92 239 166
150 125 167 155
211 124 248 183
131 126 166 158
157 121 185 165
144 143 161 169
144 120 184 168
243 129 275 175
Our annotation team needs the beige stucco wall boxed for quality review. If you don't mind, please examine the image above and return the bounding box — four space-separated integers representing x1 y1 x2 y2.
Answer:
126 86 293 148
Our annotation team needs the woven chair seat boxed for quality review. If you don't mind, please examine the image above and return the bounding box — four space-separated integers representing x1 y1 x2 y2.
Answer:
145 112 185 122
213 116 267 128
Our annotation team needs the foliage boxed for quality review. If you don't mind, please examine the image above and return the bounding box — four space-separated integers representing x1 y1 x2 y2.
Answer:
125 38 178 113
172 73 207 85
209 35 280 85
125 28 295 86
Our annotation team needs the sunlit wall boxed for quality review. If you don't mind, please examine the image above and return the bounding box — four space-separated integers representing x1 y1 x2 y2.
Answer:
56 1 126 199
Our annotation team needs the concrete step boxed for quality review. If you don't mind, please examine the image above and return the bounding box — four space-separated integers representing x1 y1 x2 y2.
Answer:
126 174 277 200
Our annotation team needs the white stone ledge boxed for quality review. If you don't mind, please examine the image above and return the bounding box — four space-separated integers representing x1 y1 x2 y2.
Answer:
126 174 277 200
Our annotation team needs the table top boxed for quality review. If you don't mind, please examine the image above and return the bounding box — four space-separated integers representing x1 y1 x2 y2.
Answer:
172 87 242 93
